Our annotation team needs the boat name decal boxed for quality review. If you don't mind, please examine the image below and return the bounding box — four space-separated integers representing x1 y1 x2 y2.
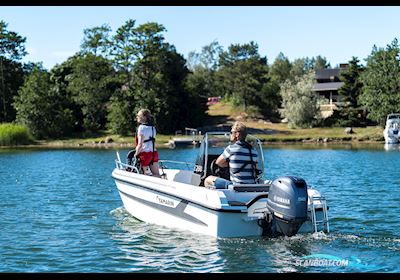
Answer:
273 195 290 205
156 196 175 207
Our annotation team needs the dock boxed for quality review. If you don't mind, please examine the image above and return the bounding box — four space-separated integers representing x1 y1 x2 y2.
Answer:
168 128 201 149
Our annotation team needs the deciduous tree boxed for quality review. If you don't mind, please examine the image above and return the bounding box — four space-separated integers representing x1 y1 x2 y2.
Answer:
280 71 320 128
0 20 27 122
14 64 75 138
67 53 117 133
359 38 400 126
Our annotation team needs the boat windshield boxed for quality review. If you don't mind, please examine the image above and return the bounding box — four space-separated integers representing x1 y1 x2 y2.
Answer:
387 114 400 120
194 132 265 182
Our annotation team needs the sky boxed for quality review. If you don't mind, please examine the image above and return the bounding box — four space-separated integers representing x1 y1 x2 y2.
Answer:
1 6 400 70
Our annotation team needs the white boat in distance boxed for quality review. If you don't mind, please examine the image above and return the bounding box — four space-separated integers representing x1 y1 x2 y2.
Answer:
383 113 400 144
112 132 329 238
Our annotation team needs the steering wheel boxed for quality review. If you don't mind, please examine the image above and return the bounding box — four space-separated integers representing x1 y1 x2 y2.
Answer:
210 159 220 176
210 158 230 179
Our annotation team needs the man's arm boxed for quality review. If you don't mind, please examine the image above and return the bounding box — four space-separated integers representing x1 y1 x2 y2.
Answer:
216 154 228 167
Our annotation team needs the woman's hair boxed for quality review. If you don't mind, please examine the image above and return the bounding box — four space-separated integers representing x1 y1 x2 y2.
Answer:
232 121 247 141
137 109 154 125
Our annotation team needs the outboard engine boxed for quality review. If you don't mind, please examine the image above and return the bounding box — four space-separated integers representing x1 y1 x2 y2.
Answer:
263 176 308 237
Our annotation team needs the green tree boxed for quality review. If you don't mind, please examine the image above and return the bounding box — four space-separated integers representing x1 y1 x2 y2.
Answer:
312 55 331 70
218 42 269 108
280 71 320 128
186 41 223 98
13 65 75 139
269 52 292 84
187 40 222 71
332 56 366 126
339 57 364 107
107 21 206 134
67 53 117 133
49 59 81 133
0 58 25 122
0 20 27 122
359 38 400 126
110 19 141 80
80 24 112 57
107 21 165 134
216 41 281 119
129 25 194 133
289 57 314 81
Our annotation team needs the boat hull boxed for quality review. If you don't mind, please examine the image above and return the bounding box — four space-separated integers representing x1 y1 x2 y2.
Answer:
112 168 328 238
384 114 400 144
384 134 400 144
113 169 263 237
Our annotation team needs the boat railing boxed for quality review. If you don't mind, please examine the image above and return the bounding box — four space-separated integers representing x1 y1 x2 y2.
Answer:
115 151 194 172
159 160 194 171
115 151 140 173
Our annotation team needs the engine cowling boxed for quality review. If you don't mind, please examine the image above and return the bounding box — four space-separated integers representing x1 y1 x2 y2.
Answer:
266 176 308 237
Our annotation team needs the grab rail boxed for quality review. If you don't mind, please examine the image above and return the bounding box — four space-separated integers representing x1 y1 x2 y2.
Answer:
159 160 194 170
115 151 193 173
115 151 139 173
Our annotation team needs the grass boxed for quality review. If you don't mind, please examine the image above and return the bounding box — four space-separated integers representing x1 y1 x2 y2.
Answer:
254 124 384 143
0 123 34 146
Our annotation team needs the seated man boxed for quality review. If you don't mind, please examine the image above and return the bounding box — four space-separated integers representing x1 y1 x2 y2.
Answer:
204 121 261 189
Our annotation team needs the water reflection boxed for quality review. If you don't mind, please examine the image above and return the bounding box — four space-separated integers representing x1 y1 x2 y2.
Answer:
384 143 400 151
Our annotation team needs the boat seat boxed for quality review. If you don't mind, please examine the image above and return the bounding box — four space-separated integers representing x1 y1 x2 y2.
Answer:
164 169 201 186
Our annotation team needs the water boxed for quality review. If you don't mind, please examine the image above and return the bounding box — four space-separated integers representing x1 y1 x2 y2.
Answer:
0 144 399 272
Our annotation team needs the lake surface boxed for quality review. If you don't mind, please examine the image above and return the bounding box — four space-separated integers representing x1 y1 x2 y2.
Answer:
0 144 399 272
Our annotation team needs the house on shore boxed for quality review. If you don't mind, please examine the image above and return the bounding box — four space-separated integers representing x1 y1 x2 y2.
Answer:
313 63 348 117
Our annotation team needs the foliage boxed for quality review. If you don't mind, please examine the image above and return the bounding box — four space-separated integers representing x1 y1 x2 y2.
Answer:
218 42 275 111
0 20 27 123
0 123 33 145
105 21 207 134
328 56 366 127
0 20 27 60
280 71 320 128
269 52 292 84
13 65 75 139
187 40 222 71
312 55 331 70
111 19 136 73
0 58 25 122
359 38 400 126
49 59 81 133
289 57 315 81
186 41 223 98
67 53 117 133
80 24 112 57
107 88 135 135
129 43 193 134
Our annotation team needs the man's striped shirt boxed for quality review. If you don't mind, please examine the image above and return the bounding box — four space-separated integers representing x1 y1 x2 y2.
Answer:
222 140 259 184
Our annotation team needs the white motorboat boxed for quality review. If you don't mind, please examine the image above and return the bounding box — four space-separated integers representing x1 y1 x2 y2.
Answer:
112 132 329 238
383 113 400 144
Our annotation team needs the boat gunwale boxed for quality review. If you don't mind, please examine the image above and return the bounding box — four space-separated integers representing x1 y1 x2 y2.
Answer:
112 170 248 213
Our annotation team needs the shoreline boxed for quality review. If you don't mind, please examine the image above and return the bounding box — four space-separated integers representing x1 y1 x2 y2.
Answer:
0 138 386 149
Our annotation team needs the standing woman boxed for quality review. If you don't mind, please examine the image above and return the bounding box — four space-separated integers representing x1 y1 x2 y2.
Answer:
134 109 161 177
